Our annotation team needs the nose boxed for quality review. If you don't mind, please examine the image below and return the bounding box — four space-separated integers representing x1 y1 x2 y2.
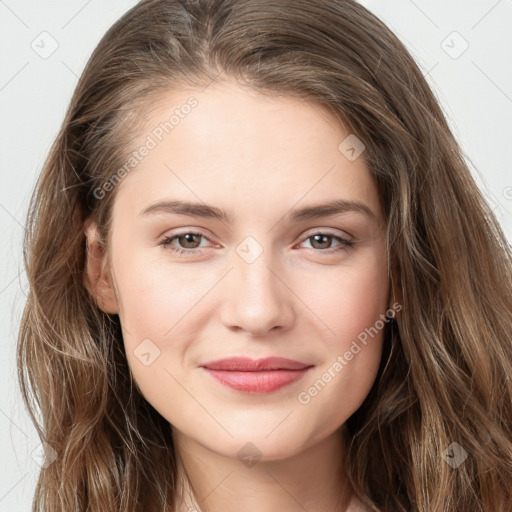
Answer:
219 250 295 338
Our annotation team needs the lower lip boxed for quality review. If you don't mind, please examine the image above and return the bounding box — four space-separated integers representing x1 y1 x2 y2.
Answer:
203 368 313 393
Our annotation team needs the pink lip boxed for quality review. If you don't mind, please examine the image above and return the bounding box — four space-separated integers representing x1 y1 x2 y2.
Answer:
200 357 314 393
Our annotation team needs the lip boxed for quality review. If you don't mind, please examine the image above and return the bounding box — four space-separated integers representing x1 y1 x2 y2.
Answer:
200 357 314 393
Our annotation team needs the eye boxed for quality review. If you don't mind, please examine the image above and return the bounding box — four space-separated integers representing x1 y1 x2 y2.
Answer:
159 231 215 256
159 230 355 257
297 232 354 254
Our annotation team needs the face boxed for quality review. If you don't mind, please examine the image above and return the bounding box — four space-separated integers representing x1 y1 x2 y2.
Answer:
88 80 390 461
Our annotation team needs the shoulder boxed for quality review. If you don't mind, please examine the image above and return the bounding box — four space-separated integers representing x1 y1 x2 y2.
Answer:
347 493 381 512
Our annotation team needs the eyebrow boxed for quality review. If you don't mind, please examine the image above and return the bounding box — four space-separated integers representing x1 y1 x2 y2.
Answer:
139 198 377 224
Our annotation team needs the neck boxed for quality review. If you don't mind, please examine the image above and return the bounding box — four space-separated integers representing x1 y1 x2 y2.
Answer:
172 425 354 512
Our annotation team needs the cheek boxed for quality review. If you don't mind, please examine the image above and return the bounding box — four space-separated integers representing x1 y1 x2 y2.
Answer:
299 247 389 345
113 248 208 339
295 250 388 413
296 339 384 447
113 255 203 417
112 250 222 403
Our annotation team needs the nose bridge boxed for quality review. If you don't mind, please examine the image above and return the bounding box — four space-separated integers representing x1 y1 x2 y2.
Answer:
220 236 294 336
237 245 279 300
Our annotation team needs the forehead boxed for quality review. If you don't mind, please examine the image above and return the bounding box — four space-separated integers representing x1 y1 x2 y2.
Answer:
111 80 382 224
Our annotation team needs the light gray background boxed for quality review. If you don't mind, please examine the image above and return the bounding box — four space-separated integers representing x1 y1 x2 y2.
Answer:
1 1 511 510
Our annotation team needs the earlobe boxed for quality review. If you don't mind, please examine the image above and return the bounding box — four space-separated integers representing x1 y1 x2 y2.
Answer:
83 219 119 314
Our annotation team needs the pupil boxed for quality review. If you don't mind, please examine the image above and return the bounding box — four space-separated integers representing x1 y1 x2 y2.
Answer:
313 234 330 249
181 234 199 248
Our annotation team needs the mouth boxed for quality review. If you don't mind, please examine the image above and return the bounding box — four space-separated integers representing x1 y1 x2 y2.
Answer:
199 357 314 394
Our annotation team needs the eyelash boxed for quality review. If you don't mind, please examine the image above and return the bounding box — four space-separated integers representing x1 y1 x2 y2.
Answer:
158 230 355 256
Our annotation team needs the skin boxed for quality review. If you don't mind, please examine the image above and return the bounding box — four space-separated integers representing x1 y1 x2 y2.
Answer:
84 80 391 512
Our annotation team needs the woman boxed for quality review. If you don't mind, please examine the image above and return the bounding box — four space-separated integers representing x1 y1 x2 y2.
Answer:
17 0 512 511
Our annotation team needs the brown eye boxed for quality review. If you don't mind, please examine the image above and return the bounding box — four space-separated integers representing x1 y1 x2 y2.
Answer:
175 233 202 249
299 232 354 253
309 234 334 250
159 231 214 256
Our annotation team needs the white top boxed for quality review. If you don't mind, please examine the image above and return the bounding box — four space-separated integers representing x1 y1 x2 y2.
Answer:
347 493 379 512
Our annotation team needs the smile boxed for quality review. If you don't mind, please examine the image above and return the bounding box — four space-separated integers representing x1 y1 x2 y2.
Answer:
200 357 314 394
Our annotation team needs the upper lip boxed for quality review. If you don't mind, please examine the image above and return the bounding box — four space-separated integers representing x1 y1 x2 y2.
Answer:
200 357 313 371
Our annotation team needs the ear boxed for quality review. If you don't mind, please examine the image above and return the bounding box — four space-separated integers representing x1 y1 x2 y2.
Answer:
83 219 119 314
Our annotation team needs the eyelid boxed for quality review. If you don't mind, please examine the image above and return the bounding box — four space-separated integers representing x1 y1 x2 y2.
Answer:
160 227 352 245
159 227 355 256
299 226 354 240
161 229 217 247
295 230 355 252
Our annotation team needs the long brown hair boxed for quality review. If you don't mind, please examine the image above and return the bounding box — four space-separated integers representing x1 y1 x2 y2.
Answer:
17 0 512 510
